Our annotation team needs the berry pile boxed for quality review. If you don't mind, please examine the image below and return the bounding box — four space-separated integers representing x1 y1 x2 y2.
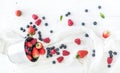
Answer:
46 44 70 64
24 37 45 62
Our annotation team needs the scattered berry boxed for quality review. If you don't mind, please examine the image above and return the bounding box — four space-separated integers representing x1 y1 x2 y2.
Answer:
52 61 56 64
68 19 74 26
50 30 53 33
45 23 48 26
85 33 89 37
93 21 97 25
108 64 111 68
29 22 33 24
43 37 51 43
113 51 117 55
92 53 95 57
74 38 81 45
102 31 110 38
62 50 70 56
50 49 56 55
98 5 102 9
77 50 88 58
32 14 38 20
81 22 85 26
16 10 22 17
107 57 113 64
35 19 42 26
42 16 46 20
85 9 88 13
57 56 64 63
28 26 35 35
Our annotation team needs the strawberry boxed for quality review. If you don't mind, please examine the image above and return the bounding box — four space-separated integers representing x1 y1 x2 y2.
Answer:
57 56 64 63
31 38 37 45
32 47 40 58
77 50 88 58
35 42 43 49
39 48 46 55
107 57 113 64
74 38 81 45
68 19 74 26
32 14 38 20
28 26 35 35
62 50 70 56
25 42 33 48
50 49 56 55
102 31 110 38
26 55 32 61
43 37 51 43
16 10 22 17
35 19 42 26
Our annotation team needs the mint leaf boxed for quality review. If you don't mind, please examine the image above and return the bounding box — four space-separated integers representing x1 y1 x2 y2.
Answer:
100 12 105 19
60 15 63 21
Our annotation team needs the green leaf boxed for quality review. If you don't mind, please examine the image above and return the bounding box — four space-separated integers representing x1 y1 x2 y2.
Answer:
76 54 79 59
60 15 63 21
100 12 105 19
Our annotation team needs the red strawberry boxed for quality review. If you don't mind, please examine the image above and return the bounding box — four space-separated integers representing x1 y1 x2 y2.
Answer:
35 19 42 26
26 55 32 61
28 26 35 35
16 10 22 17
102 31 110 38
32 47 40 58
50 49 56 55
62 50 70 56
43 37 51 43
32 14 38 20
68 19 74 26
107 57 113 64
31 38 37 45
39 48 46 55
57 56 64 63
77 50 88 58
74 38 81 45
25 42 33 48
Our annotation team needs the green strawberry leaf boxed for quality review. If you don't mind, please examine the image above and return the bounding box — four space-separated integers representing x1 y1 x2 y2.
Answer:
60 15 63 21
76 54 79 59
100 12 105 19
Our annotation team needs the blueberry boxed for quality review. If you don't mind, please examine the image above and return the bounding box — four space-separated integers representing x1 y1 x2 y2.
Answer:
30 22 33 24
20 27 23 30
56 52 60 55
93 49 95 53
51 46 55 49
110 54 113 58
45 23 48 26
108 64 111 68
38 31 41 34
92 54 95 57
50 30 53 33
38 37 42 41
46 55 49 58
33 25 36 28
109 50 113 54
28 48 32 51
85 33 89 37
93 21 97 25
85 9 88 13
46 47 50 50
56 48 59 51
23 29 26 32
65 14 68 17
52 61 56 64
49 54 53 57
26 25 29 28
42 16 46 20
67 12 71 15
98 5 102 9
63 45 67 49
113 52 117 55
35 28 38 31
81 22 85 26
